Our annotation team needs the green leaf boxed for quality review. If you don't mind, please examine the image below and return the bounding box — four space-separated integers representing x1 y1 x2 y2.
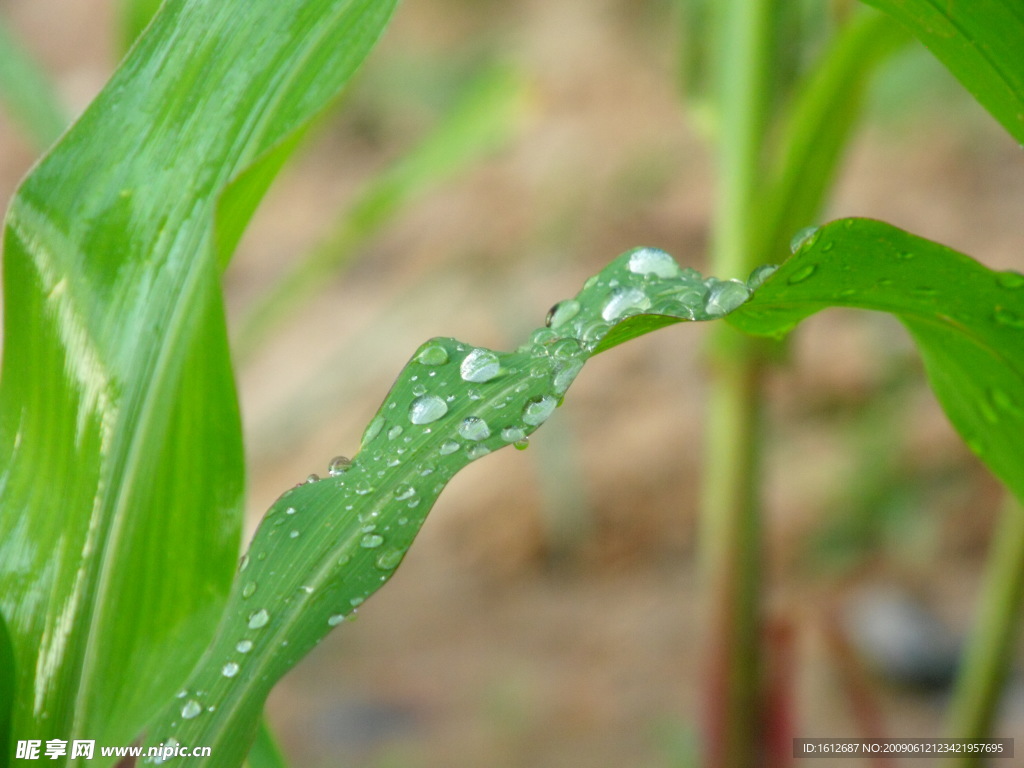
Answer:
0 0 397 763
860 0 1024 144
730 217 1024 505
140 247 757 764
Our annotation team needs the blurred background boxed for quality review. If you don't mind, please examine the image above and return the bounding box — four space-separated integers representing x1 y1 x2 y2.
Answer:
1 0 1023 765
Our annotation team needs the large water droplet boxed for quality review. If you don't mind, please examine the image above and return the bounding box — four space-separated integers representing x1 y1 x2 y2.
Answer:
523 395 558 426
181 700 202 720
746 264 778 291
459 416 491 441
247 609 270 629
787 264 817 284
222 662 240 678
439 440 461 455
460 348 501 383
703 279 750 317
602 287 650 322
236 640 253 654
627 248 679 278
501 426 526 443
789 226 820 254
375 549 404 570
416 343 450 366
545 299 581 328
409 395 448 424
360 533 385 549
328 456 351 476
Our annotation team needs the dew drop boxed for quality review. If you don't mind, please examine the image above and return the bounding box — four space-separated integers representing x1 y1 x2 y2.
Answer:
305 474 320 484
746 264 778 291
289 530 300 539
416 344 449 366
242 582 256 599
549 338 581 360
545 299 581 328
458 416 491 441
467 444 491 460
439 440 461 455
285 507 296 515
236 640 253 654
362 416 385 446
181 700 202 720
703 279 751 317
996 270 1024 289
238 554 249 573
994 307 1024 329
602 287 650 322
328 614 345 626
787 264 817 284
409 395 448 424
222 662 240 678
501 426 526 443
460 348 501 383
328 456 351 476
360 533 384 549
789 226 819 254
247 609 269 629
523 395 558 426
627 247 679 278
393 484 416 500
375 549 404 570
553 359 584 395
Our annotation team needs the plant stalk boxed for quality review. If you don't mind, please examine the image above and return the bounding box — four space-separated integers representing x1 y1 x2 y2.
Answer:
701 0 776 764
947 498 1024 767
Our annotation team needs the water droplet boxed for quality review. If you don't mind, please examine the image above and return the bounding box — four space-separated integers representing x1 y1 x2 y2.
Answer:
411 383 427 397
238 554 249 573
460 348 501 383
409 395 448 424
746 264 778 291
501 426 526 443
789 226 819 254
417 343 449 366
393 484 416 500
545 299 581 328
467 444 491 460
360 533 384 549
289 530 300 539
552 359 584 395
458 416 491 441
328 456 351 476
242 582 256 599
285 507 296 515
897 251 915 260
439 440 460 455
305 474 320 484
328 614 346 626
247 609 270 629
375 549 404 570
523 395 558 426
549 338 581 360
627 247 679 278
787 264 817 284
994 307 1024 329
996 270 1024 289
362 416 385 446
602 287 650 322
703 279 750 317
579 320 612 346
353 480 374 495
222 662 240 678
236 640 253 654
181 700 202 720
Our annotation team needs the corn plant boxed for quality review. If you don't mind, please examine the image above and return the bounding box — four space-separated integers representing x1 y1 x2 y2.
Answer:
0 1 1021 767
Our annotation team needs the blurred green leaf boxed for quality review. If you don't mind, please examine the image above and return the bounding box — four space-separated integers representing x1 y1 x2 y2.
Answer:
0 13 69 150
731 218 1024 505
860 0 1024 143
0 0 397 763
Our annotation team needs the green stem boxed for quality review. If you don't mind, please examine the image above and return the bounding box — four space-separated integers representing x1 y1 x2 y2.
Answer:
947 498 1024 767
701 0 776 765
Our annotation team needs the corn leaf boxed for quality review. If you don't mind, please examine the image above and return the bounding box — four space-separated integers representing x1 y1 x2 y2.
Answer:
0 0 397 763
860 0 1024 144
141 219 1023 764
